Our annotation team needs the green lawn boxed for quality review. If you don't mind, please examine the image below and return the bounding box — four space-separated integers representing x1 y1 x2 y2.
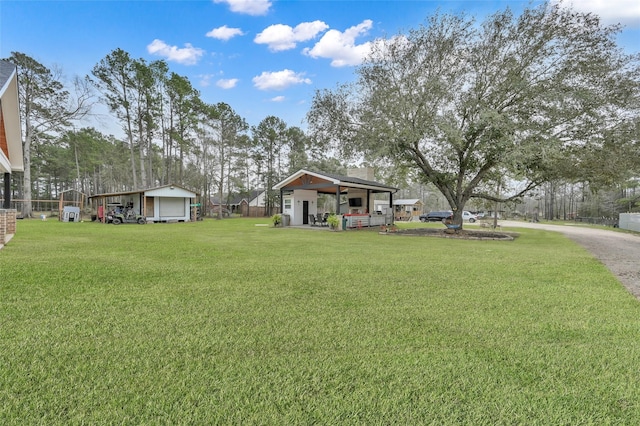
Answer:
2 218 640 424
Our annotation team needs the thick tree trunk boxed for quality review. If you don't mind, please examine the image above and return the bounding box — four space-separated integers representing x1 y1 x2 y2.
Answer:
451 208 463 227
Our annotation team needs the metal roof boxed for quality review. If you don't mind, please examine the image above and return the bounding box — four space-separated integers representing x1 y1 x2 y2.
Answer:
89 184 200 199
393 199 422 205
274 169 398 194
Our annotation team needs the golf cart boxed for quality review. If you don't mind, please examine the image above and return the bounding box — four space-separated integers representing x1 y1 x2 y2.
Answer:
106 203 146 225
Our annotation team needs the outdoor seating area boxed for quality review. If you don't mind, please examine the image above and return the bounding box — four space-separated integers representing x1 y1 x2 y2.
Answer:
309 213 329 227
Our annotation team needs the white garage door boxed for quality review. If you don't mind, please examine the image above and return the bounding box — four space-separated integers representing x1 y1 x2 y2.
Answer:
159 197 185 216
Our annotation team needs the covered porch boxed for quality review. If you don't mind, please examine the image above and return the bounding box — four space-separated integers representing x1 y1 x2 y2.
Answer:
0 60 24 249
274 169 398 229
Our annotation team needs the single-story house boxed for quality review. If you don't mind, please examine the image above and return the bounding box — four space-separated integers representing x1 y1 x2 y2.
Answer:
207 195 238 217
239 189 277 217
0 60 24 248
209 190 279 218
274 169 398 227
89 184 199 223
246 189 278 217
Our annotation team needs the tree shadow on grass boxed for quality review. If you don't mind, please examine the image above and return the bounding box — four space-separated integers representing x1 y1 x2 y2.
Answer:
382 227 516 241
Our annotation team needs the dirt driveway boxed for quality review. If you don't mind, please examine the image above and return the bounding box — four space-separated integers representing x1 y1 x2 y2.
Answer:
501 220 640 299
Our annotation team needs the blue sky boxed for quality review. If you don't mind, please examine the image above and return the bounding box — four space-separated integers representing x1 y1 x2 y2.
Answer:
1 0 639 135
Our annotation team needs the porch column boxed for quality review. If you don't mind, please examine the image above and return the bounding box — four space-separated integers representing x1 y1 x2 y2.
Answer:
366 190 371 213
335 185 340 214
3 173 10 209
280 189 284 213
101 196 107 223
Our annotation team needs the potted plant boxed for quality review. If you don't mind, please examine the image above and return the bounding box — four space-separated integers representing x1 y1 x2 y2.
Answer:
327 214 340 230
271 213 282 227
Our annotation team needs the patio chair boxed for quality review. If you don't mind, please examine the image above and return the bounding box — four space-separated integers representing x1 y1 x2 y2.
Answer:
309 214 318 226
318 213 328 226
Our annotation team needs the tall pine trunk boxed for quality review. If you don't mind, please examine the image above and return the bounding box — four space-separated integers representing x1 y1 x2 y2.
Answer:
21 130 33 218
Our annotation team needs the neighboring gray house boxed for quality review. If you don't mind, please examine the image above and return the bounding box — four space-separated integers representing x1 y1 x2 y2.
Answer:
244 189 279 217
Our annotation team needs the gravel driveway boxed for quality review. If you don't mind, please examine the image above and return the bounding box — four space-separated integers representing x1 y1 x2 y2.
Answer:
501 221 640 299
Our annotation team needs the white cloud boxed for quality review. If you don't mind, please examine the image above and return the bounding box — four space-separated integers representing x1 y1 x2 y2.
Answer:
213 0 271 16
199 74 215 87
206 25 244 41
271 96 286 102
252 69 311 90
303 20 373 67
255 21 329 51
295 21 330 40
217 78 239 89
147 39 205 65
554 0 640 27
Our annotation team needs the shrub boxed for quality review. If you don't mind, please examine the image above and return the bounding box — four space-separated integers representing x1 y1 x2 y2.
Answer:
327 214 339 229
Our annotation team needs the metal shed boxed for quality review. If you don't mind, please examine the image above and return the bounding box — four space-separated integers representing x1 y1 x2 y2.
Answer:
90 184 199 223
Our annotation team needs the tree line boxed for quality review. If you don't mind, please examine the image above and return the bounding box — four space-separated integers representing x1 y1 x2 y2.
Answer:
4 2 640 223
4 50 340 218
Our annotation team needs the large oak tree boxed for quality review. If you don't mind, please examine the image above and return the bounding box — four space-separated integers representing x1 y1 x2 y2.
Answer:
307 2 640 226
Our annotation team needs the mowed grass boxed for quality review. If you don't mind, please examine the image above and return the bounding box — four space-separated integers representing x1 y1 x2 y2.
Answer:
2 218 640 424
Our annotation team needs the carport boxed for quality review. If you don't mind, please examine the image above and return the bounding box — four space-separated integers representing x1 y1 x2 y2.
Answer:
89 184 199 223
